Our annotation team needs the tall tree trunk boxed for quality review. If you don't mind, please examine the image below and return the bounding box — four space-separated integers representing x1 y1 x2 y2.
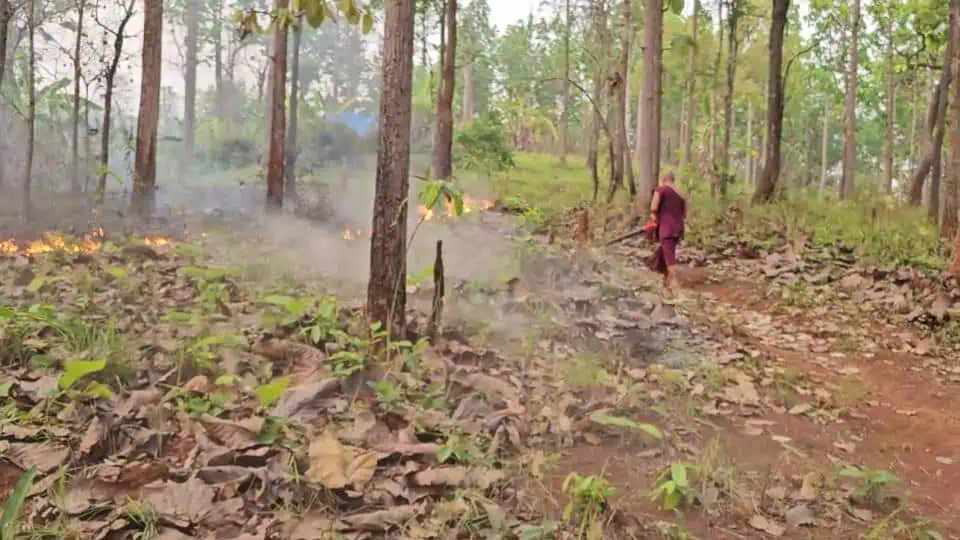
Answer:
83 84 90 192
71 0 85 193
432 0 456 179
746 97 753 184
751 0 789 204
607 0 634 201
840 0 860 200
818 103 829 196
22 0 35 221
587 0 606 200
368 0 415 337
264 0 289 211
622 0 635 197
909 39 954 207
909 79 919 173
883 14 895 193
946 0 960 242
462 60 474 121
720 0 741 198
683 1 698 167
709 0 723 168
636 0 663 210
0 0 9 190
131 0 163 217
97 1 135 199
182 0 198 174
286 17 302 202
559 0 570 163
213 0 223 116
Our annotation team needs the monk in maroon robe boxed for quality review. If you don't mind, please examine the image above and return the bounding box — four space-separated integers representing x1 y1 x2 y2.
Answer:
647 172 687 291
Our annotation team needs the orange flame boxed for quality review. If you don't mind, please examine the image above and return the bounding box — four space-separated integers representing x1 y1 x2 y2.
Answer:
0 228 172 256
416 196 493 222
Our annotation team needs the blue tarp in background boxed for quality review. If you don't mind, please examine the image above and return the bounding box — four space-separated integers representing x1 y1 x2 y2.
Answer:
329 111 376 137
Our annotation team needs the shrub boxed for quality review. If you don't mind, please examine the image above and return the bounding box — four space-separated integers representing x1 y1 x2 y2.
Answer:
454 112 515 173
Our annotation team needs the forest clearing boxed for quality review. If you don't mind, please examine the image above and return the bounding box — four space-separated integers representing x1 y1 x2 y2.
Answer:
2 0 960 538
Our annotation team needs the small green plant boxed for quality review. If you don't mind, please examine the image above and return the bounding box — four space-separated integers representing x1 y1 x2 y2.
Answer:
259 294 339 344
650 463 698 511
589 411 663 440
839 466 902 507
562 473 614 540
58 359 113 399
436 431 487 465
125 501 159 540
0 466 37 540
254 376 290 409
369 379 406 411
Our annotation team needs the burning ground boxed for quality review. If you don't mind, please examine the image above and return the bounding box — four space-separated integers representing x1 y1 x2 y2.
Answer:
1 202 959 540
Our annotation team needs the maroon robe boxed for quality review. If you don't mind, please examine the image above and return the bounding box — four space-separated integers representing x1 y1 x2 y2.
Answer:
648 185 686 274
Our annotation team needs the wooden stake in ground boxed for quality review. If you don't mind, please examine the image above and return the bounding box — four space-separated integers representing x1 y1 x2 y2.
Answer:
428 240 445 340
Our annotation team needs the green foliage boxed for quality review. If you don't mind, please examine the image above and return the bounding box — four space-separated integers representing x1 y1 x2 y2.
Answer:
454 112 515 173
589 411 663 440
562 473 614 539
255 376 291 409
839 466 902 507
0 466 37 540
650 463 698 511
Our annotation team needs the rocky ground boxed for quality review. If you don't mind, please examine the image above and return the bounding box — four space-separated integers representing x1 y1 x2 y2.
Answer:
0 206 958 540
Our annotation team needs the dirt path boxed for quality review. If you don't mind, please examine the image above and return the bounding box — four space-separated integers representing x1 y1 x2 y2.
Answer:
538 255 960 539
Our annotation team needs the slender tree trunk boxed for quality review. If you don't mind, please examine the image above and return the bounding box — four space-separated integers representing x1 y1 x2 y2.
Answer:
909 40 954 207
818 103 829 196
285 17 302 202
432 0 456 179
213 0 224 116
720 0 740 198
947 0 960 243
883 15 895 193
97 1 134 199
182 0 198 174
264 0 289 210
587 0 606 200
909 79 919 172
71 0 86 193
22 0 35 220
559 0 570 163
683 2 698 167
840 0 860 199
131 0 163 217
746 98 753 184
462 60 474 121
0 0 10 190
83 84 90 192
709 0 723 169
751 0 789 204
637 0 663 210
621 0 635 197
368 0 415 337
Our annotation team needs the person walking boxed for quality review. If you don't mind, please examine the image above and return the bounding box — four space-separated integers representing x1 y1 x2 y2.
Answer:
647 172 687 293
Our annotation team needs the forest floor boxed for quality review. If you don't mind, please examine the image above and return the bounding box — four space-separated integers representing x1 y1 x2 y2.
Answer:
0 185 959 540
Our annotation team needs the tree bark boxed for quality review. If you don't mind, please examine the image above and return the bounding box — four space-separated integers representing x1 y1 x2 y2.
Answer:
97 0 134 200
746 97 753 185
709 0 723 169
462 59 474 121
908 38 954 208
818 103 829 196
720 0 740 198
636 0 662 210
840 0 860 199
432 0 456 179
946 0 960 243
285 17 302 203
71 0 86 193
882 13 895 193
22 0 35 221
621 0 635 197
131 0 163 217
264 0 289 211
368 0 416 337
587 0 606 200
558 0 570 163
751 0 789 204
0 0 9 190
683 1 698 167
213 0 224 115
182 0 198 175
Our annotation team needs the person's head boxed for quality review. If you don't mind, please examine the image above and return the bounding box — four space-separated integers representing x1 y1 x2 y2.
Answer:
659 172 675 187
